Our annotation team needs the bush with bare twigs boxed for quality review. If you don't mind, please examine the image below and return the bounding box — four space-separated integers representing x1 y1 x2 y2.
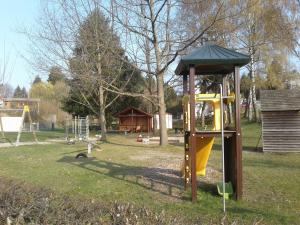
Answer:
0 177 181 225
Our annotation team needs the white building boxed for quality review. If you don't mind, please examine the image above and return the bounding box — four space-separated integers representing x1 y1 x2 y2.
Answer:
153 113 173 130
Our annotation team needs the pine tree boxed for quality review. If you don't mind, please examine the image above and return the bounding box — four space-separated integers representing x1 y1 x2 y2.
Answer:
33 76 42 84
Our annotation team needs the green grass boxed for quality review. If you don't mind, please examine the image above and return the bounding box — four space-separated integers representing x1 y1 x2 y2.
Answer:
1 130 65 143
0 122 299 224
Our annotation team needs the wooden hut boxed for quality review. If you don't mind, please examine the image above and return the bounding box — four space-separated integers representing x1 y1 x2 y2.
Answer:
261 90 300 152
114 107 152 133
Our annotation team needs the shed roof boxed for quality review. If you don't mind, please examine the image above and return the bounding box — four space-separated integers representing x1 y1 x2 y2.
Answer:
260 90 300 111
175 44 250 75
114 107 152 117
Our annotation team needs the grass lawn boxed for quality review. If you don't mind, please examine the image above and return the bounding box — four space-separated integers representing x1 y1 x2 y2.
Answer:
1 130 65 143
0 121 299 224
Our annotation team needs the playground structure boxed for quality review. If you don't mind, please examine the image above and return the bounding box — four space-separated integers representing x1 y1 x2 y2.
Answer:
0 98 39 146
175 44 250 203
0 98 40 131
0 106 38 146
65 116 90 141
65 116 102 158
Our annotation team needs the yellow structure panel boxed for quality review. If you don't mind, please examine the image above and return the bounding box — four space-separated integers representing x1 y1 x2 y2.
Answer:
195 137 214 176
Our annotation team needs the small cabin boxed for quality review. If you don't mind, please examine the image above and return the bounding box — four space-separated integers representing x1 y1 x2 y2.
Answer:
261 90 300 152
114 107 152 133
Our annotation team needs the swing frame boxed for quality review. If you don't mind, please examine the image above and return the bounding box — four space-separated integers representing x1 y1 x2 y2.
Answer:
0 106 38 146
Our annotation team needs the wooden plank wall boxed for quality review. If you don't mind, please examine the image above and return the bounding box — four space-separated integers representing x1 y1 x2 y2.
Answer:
261 90 300 111
262 111 300 152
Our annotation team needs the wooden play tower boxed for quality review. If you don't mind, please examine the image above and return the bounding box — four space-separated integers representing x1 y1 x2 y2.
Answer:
175 44 250 202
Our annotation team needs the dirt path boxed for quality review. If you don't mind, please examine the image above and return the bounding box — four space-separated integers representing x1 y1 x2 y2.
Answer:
0 141 52 148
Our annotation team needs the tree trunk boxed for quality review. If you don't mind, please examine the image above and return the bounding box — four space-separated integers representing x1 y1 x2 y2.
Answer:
151 102 157 135
243 96 248 119
96 39 107 141
157 73 168 145
248 47 257 122
149 0 168 146
99 85 107 141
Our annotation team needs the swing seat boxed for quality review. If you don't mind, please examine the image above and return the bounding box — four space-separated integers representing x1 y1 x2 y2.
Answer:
217 182 233 199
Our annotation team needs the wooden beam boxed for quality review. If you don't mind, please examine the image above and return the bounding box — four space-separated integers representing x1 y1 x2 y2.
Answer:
234 66 243 200
183 73 190 190
189 65 197 202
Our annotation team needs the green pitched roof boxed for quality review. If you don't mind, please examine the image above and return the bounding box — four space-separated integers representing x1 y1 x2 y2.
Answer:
175 44 250 75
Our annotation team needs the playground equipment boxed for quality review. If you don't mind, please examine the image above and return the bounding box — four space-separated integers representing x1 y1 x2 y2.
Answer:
65 116 89 142
184 93 234 177
175 44 250 207
65 116 102 158
0 104 38 146
15 105 38 146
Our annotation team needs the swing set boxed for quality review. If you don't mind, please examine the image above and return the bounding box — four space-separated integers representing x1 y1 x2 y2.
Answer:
0 104 38 146
175 44 250 211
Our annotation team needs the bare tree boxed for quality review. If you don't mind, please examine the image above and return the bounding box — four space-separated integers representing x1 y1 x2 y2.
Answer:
23 0 147 141
0 44 14 98
105 0 226 145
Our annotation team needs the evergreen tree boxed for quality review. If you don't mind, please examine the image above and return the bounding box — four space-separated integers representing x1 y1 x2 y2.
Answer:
62 9 141 139
33 76 42 84
13 86 22 97
21 87 28 98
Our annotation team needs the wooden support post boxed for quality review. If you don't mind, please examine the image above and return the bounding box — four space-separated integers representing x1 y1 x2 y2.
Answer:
184 131 190 189
234 66 243 200
183 73 190 189
189 65 197 202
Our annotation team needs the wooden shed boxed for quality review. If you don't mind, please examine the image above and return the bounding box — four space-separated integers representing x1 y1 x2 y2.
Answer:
261 90 300 152
114 107 152 133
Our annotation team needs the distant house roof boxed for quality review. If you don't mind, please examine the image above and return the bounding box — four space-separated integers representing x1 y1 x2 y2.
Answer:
114 107 152 117
175 44 250 75
3 98 40 102
260 90 300 111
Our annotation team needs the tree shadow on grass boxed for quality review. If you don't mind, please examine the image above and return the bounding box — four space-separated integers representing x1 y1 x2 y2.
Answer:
57 156 217 201
60 149 87 155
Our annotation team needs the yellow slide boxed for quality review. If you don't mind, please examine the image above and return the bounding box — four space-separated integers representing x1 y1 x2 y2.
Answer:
195 136 215 176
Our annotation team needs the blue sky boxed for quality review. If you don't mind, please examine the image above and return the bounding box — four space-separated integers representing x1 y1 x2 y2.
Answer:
1 1 299 92
0 0 40 90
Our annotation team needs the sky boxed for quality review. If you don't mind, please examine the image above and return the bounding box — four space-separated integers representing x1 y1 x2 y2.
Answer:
1 1 299 92
0 0 40 90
